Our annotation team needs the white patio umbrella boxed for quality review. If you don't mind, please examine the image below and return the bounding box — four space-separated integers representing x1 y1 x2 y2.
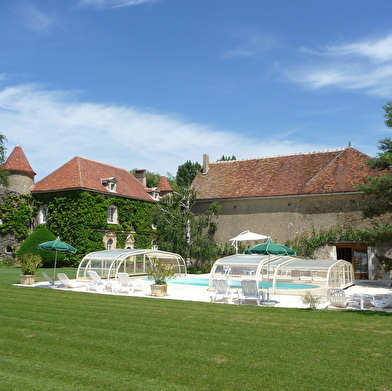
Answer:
229 230 269 254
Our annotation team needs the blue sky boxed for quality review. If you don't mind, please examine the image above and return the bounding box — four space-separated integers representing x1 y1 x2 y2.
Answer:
1 0 392 181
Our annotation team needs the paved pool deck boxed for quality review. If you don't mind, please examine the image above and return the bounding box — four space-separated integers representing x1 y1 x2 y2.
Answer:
24 274 392 311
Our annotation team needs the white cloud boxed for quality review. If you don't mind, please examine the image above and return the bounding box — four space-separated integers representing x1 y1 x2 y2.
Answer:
290 34 392 96
77 0 160 9
324 35 392 63
223 33 278 59
0 84 322 181
18 3 56 32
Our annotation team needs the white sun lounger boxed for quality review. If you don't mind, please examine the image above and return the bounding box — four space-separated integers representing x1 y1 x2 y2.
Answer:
374 295 392 310
114 273 142 294
42 272 59 287
87 270 113 292
238 279 266 306
210 278 237 304
57 273 84 289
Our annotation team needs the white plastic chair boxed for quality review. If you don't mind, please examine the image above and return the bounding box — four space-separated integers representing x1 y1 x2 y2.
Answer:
114 273 142 294
327 288 349 308
210 278 237 304
57 273 84 289
238 279 266 306
87 270 113 292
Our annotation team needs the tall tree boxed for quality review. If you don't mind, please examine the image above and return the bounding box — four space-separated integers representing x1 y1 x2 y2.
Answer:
383 101 392 128
176 160 201 188
130 169 160 188
217 155 236 161
130 169 177 190
355 102 392 217
0 133 8 185
152 187 221 268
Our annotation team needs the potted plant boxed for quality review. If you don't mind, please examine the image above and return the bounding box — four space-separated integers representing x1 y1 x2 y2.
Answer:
18 253 43 285
147 258 176 297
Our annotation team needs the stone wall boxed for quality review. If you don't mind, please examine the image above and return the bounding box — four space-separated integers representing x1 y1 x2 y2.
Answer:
6 172 34 195
193 193 389 245
0 233 22 263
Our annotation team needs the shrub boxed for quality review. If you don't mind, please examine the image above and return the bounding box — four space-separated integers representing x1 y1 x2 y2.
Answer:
301 291 322 310
17 226 61 268
377 255 392 272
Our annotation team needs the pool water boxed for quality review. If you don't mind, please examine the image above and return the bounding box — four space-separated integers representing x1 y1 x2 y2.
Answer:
145 277 319 290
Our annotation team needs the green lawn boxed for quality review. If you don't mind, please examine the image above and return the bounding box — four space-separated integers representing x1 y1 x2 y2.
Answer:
0 266 391 391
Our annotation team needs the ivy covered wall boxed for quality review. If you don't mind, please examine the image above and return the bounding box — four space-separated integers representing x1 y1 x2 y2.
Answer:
285 225 392 258
0 193 35 238
38 192 156 266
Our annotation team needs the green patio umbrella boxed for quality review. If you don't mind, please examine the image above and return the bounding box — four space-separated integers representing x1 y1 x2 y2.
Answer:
37 237 77 279
244 237 296 256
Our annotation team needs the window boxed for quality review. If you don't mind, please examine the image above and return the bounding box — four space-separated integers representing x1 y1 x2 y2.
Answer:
38 205 48 224
107 205 118 224
151 187 160 200
101 177 118 193
107 238 114 250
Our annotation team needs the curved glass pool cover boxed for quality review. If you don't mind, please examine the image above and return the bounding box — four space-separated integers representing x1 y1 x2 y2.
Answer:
77 249 187 281
210 254 354 293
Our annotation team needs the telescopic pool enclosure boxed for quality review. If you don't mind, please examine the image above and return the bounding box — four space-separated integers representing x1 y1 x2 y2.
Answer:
210 254 354 294
76 249 187 281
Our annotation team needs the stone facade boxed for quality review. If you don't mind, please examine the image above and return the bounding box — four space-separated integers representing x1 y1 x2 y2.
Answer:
193 193 388 245
192 148 392 280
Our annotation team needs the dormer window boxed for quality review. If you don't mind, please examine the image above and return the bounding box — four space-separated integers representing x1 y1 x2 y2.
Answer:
151 187 160 200
101 177 118 193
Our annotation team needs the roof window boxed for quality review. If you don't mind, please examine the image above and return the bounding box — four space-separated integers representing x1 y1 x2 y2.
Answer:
101 177 118 193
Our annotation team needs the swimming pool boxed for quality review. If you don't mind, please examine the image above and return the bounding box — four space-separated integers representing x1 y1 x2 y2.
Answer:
145 277 319 290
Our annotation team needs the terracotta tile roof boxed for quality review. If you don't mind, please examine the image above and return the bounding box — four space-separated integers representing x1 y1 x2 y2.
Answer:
192 147 373 200
157 176 172 192
2 145 36 176
32 156 155 202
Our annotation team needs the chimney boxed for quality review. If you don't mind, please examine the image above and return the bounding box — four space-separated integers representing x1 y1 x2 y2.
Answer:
202 154 210 175
135 169 146 186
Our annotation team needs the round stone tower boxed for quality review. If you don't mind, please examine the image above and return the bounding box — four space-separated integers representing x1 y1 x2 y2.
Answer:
2 145 36 195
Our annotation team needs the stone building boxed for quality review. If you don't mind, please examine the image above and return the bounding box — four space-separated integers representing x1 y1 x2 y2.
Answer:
1 146 172 259
191 147 391 280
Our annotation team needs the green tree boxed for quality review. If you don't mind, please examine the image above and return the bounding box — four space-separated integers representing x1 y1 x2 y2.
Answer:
0 133 9 185
130 169 160 188
152 187 221 269
355 102 392 217
217 155 236 161
383 101 392 128
176 160 201 188
130 169 178 191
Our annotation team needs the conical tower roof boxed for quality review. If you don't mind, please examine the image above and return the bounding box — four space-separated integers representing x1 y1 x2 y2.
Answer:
2 145 36 177
157 176 172 192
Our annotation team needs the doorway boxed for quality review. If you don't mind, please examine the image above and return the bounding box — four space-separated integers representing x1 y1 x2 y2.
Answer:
336 246 368 279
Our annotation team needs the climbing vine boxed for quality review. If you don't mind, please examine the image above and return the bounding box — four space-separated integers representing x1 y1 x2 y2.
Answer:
286 224 392 258
0 194 35 238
